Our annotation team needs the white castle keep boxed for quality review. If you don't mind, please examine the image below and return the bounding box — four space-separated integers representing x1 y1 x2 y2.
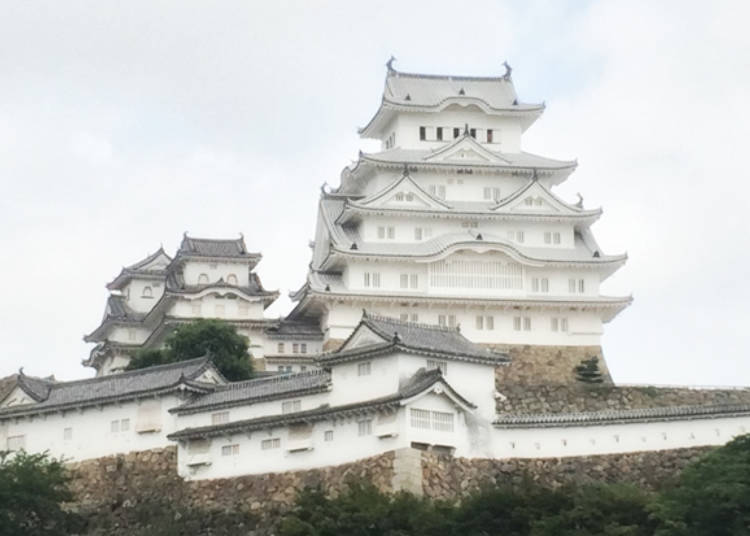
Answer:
2 62 749 481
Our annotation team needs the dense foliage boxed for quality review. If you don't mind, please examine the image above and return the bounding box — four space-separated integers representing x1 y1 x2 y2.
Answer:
280 434 750 536
0 450 83 536
125 318 253 380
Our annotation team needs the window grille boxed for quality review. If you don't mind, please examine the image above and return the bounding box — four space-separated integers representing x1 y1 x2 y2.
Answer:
261 438 280 450
358 362 371 376
358 420 373 436
221 444 239 456
324 430 334 442
282 400 302 414
212 411 229 425
553 232 561 244
414 227 423 240
432 411 454 432
277 343 285 353
430 259 522 290
410 409 431 429
400 274 409 288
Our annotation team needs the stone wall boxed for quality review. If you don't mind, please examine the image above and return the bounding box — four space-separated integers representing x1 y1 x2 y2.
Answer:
66 443 718 534
68 447 394 534
496 383 750 414
492 344 612 385
420 446 713 499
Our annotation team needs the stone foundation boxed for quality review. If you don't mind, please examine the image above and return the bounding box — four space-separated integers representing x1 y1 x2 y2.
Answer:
66 443 717 533
420 446 712 499
492 344 612 385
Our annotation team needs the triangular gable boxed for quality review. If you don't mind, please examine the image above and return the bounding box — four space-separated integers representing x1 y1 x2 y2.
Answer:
400 377 477 413
355 171 452 210
337 323 389 352
126 248 172 272
492 179 584 214
0 385 37 409
423 134 510 164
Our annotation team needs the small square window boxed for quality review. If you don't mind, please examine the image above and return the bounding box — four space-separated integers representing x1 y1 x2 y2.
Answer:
111 420 119 433
63 427 73 441
293 343 299 353
120 419 130 431
358 362 371 376
358 419 373 436
324 430 334 442
212 411 229 425
523 318 531 331
282 400 302 414
475 316 484 330
221 444 239 456
277 343 284 354
261 438 280 450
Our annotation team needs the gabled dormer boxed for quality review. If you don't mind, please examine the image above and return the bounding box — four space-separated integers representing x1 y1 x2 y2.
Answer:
346 166 452 212
422 131 511 165
492 176 602 219
107 247 172 291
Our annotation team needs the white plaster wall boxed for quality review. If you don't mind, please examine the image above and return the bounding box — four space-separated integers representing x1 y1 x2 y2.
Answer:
178 413 407 480
169 294 265 321
181 260 250 287
490 416 750 459
0 394 186 462
387 109 523 152
324 302 603 346
123 279 165 313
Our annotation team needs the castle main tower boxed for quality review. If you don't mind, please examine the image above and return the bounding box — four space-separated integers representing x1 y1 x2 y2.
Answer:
289 61 631 383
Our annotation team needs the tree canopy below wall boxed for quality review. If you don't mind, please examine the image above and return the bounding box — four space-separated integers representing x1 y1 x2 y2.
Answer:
125 319 253 381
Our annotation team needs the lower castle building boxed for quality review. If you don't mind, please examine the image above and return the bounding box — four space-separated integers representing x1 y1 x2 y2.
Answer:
2 313 750 481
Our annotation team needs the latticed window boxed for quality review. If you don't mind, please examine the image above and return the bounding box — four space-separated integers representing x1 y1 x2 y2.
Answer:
358 362 371 376
324 430 334 442
432 411 454 432
221 444 239 456
211 411 229 425
358 419 372 436
261 438 280 450
282 400 302 414
410 409 431 429
430 259 522 290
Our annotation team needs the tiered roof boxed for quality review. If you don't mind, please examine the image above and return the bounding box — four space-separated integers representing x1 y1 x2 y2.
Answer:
107 247 172 290
175 234 261 264
360 64 544 138
317 312 509 367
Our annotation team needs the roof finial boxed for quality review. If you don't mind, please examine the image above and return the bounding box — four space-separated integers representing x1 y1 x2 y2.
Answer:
402 162 410 177
502 60 513 80
575 193 584 208
386 56 397 72
320 182 329 194
362 308 369 319
532 168 538 181
463 123 470 136
392 332 401 343
18 366 25 377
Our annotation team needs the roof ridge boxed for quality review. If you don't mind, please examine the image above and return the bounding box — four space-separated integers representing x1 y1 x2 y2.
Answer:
50 357 210 388
216 370 329 391
389 70 509 83
365 312 460 334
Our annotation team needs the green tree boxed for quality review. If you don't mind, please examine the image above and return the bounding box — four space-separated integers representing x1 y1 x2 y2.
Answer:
279 480 450 536
531 483 656 536
126 319 253 380
0 450 83 536
653 434 750 536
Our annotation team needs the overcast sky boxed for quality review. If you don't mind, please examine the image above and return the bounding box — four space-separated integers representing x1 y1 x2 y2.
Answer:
1 1 748 385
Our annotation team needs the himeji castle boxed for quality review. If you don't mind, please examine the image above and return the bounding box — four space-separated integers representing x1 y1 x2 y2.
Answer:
289 60 631 384
4 61 750 482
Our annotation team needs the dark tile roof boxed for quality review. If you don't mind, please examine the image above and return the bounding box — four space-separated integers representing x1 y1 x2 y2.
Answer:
172 370 331 415
0 374 18 403
168 368 470 440
318 312 509 366
177 234 259 259
494 403 750 428
264 319 324 341
0 358 219 419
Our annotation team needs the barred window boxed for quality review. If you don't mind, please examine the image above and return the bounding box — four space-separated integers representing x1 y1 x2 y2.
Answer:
211 411 229 425
358 419 373 436
261 438 280 450
410 408 431 429
432 411 454 432
358 362 371 376
221 444 239 456
324 430 334 442
282 400 302 414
